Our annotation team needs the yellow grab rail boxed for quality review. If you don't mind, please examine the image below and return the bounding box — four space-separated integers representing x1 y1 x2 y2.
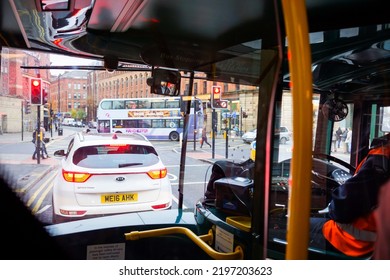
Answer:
281 0 313 259
125 226 244 260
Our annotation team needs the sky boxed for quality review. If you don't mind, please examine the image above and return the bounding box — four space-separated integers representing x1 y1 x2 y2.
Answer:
49 54 98 76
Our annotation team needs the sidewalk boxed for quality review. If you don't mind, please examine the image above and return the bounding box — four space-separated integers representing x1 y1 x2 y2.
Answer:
0 127 74 144
0 128 76 192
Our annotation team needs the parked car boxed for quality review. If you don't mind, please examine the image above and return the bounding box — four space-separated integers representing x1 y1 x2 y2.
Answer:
242 126 291 144
278 126 292 144
75 121 83 127
249 126 292 160
242 129 257 143
52 131 172 223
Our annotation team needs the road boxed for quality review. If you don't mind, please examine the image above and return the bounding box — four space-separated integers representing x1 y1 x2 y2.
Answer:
0 127 255 225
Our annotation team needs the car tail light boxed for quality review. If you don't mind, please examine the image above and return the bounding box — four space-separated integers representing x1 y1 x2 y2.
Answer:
151 202 170 210
147 168 167 179
62 169 92 183
60 209 87 216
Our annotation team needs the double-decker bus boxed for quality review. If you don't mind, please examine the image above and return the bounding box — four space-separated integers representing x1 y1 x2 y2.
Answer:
96 97 203 141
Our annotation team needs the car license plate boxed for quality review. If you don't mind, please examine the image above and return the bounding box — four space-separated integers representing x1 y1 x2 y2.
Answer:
101 193 138 203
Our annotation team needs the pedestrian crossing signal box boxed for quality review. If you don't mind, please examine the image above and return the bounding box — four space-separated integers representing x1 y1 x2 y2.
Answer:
211 86 228 109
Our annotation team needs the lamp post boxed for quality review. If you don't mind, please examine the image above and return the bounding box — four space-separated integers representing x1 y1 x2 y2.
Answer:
57 73 61 120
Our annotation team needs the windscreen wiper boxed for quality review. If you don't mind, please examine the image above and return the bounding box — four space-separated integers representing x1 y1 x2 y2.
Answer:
118 163 143 168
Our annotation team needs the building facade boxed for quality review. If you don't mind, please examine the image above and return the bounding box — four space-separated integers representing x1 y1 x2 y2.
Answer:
1 48 267 134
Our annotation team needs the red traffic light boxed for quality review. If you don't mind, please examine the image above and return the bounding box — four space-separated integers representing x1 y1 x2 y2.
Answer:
212 85 221 95
32 79 40 87
30 78 42 105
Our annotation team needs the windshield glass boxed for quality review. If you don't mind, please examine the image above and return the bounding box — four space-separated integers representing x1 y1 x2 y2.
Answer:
73 145 159 168
2 0 390 267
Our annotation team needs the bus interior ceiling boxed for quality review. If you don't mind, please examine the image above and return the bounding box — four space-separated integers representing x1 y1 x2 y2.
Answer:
0 0 389 88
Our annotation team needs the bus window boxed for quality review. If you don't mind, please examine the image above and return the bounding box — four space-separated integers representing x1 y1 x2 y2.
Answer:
139 100 151 109
100 100 113 110
112 119 124 128
150 99 166 109
113 100 125 109
125 100 138 109
166 100 180 108
139 120 152 128
380 106 390 132
97 120 110 133
152 119 165 128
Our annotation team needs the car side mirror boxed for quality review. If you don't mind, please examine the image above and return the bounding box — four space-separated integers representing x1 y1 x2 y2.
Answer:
147 69 181 96
54 150 66 157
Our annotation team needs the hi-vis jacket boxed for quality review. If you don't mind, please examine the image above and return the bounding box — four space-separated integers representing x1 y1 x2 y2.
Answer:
323 144 390 257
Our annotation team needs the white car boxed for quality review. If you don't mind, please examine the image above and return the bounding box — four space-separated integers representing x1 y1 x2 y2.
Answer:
242 129 257 143
52 132 172 223
242 126 291 144
277 126 291 144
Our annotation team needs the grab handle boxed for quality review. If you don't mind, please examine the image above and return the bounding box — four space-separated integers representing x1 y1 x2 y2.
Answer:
125 226 243 260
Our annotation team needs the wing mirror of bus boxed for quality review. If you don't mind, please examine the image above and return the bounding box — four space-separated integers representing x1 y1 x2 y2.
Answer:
147 69 181 96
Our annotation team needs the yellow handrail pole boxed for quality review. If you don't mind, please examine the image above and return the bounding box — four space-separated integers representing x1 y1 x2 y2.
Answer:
281 0 313 259
125 227 244 260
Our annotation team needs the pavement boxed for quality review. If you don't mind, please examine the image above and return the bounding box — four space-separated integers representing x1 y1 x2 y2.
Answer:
0 128 76 193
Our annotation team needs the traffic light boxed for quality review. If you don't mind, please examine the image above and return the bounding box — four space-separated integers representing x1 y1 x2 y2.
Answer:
211 86 228 109
42 89 48 104
30 78 42 105
211 85 221 101
25 101 31 114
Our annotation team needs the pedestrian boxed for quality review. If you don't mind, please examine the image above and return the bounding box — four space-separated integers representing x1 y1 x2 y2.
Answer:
332 131 337 152
341 128 348 153
40 125 49 158
32 125 49 159
154 81 171 95
345 127 352 153
336 127 342 148
200 128 211 148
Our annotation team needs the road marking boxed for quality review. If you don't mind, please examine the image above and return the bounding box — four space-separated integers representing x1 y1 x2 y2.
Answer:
165 164 209 168
36 204 51 214
31 181 54 215
171 195 188 209
26 171 56 210
170 181 208 185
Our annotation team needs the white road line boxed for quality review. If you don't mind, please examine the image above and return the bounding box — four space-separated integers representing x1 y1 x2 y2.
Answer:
171 195 188 209
36 204 51 214
170 181 208 185
165 164 210 167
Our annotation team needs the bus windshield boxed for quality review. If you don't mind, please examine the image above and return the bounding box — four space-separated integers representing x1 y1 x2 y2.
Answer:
2 0 390 267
